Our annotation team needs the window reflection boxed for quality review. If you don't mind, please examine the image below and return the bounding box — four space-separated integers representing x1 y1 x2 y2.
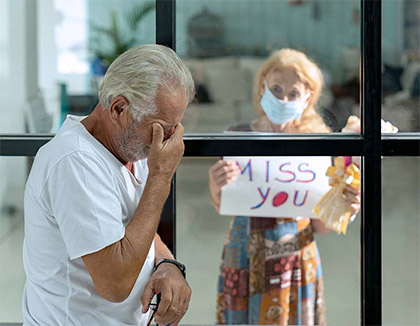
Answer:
3 0 418 134
382 0 420 133
382 157 420 325
177 157 361 325
178 0 363 134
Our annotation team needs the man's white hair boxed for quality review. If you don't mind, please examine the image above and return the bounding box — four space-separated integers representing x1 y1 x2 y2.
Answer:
99 44 195 121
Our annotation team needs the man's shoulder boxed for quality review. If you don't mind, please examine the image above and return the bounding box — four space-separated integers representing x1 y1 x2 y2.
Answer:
29 126 109 187
37 128 89 164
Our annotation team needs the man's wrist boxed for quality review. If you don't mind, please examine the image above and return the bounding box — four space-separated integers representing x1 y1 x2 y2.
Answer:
144 176 172 199
154 258 186 278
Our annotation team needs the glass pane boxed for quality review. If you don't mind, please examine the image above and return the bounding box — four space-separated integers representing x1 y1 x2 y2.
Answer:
1 0 155 134
382 1 420 132
177 0 362 134
0 157 27 322
383 157 420 325
177 156 361 325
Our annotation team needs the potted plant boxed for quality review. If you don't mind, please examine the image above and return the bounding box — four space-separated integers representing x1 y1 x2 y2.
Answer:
90 1 155 76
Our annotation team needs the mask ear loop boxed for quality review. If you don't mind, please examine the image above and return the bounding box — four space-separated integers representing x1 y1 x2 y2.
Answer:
262 80 279 100
302 92 311 109
261 79 269 96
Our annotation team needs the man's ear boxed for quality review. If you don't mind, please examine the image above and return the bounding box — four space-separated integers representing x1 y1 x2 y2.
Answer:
109 96 130 126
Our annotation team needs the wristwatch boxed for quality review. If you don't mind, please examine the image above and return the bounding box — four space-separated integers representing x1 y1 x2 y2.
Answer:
154 258 186 278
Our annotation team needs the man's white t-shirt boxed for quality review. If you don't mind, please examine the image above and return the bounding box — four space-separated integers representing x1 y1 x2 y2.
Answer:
23 115 155 325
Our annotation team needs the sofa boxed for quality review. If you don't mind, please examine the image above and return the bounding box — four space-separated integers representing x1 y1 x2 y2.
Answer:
181 55 337 134
181 55 419 134
181 56 266 133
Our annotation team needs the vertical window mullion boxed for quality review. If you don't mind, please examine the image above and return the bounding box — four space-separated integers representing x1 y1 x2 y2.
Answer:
159 175 177 256
361 0 382 325
156 0 176 255
156 0 176 50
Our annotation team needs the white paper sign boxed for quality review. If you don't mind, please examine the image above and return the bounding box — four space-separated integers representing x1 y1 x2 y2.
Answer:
220 156 331 218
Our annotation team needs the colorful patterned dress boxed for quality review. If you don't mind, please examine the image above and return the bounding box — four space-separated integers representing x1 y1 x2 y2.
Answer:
216 123 326 325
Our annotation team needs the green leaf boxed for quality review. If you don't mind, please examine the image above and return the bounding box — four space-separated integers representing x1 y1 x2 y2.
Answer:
126 2 155 32
110 11 125 51
89 2 156 65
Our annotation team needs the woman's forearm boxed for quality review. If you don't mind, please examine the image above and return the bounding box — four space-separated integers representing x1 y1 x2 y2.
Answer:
311 219 333 234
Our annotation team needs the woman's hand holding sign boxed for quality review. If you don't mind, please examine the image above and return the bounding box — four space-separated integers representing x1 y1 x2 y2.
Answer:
213 156 362 234
209 160 240 211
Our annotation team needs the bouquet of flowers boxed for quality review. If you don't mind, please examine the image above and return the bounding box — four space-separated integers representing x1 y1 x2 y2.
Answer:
313 115 398 234
312 157 360 234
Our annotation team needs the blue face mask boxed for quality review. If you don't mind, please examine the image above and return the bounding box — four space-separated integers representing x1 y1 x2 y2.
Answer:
260 84 310 125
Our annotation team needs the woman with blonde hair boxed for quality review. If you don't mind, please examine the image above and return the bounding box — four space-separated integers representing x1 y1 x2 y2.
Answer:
208 48 360 325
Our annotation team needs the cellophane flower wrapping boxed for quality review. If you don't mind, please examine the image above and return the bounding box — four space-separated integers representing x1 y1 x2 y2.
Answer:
312 157 360 234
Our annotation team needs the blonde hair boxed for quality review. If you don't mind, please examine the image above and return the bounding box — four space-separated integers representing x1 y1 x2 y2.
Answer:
252 48 330 133
99 44 195 122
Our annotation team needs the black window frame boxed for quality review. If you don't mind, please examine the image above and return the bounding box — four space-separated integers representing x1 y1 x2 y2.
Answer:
1 1 419 325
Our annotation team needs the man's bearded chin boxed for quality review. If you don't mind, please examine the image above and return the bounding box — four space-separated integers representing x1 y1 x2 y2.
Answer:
116 129 150 162
131 145 150 161
120 142 149 162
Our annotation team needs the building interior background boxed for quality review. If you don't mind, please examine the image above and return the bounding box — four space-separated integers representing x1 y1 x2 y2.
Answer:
0 0 419 324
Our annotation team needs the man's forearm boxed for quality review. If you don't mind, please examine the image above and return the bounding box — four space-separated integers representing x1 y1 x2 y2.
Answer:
154 233 174 265
120 176 172 274
83 175 172 302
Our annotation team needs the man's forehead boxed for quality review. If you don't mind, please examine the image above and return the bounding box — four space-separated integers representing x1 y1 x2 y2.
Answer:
157 91 188 107
142 104 185 128
157 94 187 116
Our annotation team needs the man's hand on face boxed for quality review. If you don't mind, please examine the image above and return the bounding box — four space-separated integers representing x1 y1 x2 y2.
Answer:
141 263 191 325
147 123 185 180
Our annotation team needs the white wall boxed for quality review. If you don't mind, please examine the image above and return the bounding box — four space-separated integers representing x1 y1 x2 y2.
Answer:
37 0 58 120
175 0 403 82
0 0 38 212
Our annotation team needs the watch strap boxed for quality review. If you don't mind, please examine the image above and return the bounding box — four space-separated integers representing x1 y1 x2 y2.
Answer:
154 258 186 278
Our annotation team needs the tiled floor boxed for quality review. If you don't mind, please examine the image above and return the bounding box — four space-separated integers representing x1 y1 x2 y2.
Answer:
0 157 419 325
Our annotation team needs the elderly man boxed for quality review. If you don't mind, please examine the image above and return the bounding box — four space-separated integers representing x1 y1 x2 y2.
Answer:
23 45 195 325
